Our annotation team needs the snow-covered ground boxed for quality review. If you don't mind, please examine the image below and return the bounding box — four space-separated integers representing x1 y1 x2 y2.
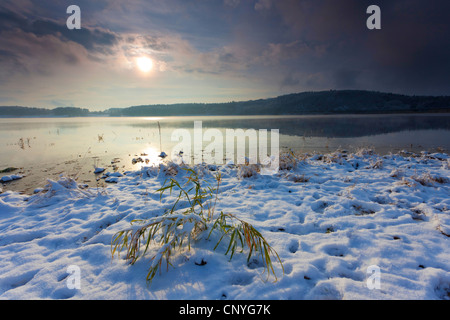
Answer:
0 149 449 300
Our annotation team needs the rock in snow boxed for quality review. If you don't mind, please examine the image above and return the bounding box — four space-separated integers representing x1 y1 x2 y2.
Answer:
94 167 106 174
0 174 22 183
158 151 168 159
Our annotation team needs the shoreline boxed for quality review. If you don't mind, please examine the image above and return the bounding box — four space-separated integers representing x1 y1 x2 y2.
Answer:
1 111 450 120
1 147 449 195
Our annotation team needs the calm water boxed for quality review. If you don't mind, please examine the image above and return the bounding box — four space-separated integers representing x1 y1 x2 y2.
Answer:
1 114 449 193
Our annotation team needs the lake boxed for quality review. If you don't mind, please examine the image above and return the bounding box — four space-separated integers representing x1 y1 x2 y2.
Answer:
1 114 449 194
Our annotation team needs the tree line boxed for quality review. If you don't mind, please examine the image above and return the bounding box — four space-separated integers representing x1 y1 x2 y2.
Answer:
1 90 450 117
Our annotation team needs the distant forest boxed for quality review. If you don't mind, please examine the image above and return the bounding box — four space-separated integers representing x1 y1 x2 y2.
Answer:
0 106 90 117
1 90 450 117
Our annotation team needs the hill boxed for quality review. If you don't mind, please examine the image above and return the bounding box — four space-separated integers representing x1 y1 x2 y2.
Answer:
1 90 450 117
107 90 450 116
0 106 90 117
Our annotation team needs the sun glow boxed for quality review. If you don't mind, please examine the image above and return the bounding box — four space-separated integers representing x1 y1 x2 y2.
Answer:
136 56 153 73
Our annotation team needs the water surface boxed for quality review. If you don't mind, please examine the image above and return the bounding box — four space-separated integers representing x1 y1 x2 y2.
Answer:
1 114 449 193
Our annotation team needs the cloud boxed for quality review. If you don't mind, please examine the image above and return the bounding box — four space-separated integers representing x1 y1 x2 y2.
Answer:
2 12 119 53
280 73 299 88
249 0 450 95
0 49 28 78
0 8 28 32
0 6 123 82
138 35 170 52
224 0 240 8
261 40 316 65
124 35 167 51
219 52 239 64
255 0 272 11
333 69 361 89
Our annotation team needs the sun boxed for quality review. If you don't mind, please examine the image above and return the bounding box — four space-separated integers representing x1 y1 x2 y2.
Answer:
136 56 153 73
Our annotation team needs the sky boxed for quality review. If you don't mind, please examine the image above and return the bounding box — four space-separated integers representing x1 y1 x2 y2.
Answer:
0 0 449 111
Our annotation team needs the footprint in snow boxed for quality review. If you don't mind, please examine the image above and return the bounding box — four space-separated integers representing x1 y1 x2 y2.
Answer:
322 244 348 257
311 200 330 213
288 239 299 253
1 269 38 291
229 272 254 286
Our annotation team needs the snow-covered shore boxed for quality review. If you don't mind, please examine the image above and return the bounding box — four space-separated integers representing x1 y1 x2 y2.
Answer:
0 149 449 300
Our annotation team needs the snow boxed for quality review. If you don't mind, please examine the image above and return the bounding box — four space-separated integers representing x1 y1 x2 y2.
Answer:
0 174 22 183
0 149 449 300
102 171 123 184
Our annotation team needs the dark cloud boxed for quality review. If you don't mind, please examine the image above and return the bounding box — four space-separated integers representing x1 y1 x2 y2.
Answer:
0 7 119 53
138 35 170 52
0 7 121 85
31 19 119 53
361 0 450 95
280 73 300 88
219 52 239 64
333 69 361 89
266 0 450 95
0 8 28 32
0 49 21 63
